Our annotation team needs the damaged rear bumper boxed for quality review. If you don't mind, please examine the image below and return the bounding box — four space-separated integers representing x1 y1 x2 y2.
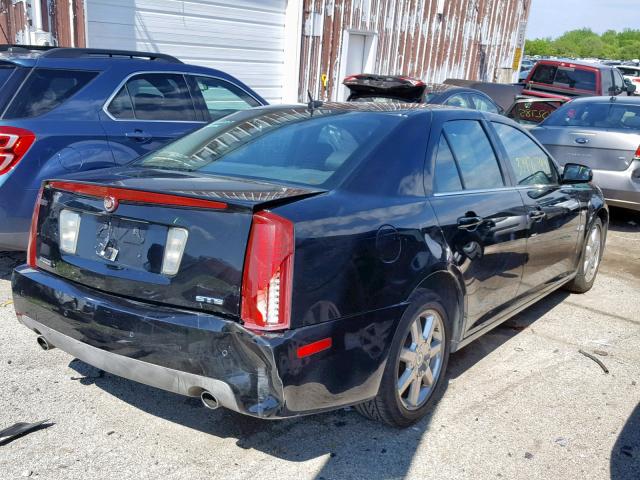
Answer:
12 266 403 418
12 265 286 418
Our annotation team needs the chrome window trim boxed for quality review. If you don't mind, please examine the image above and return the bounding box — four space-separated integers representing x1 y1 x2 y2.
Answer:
431 184 561 197
102 70 262 123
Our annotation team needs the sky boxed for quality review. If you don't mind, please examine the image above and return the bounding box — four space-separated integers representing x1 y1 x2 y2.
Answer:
526 0 640 39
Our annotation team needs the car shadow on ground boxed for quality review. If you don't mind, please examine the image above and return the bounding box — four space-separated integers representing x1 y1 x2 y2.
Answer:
607 207 639 233
610 402 640 480
0 252 25 281
67 289 570 480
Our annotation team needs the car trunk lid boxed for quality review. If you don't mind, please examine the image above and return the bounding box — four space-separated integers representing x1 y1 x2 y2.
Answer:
343 74 426 101
31 169 322 317
532 126 640 172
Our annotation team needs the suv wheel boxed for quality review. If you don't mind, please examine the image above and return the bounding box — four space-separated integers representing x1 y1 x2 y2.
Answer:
356 291 451 427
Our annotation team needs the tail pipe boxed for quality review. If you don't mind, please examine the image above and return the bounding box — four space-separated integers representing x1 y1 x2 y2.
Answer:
200 391 219 410
36 335 55 351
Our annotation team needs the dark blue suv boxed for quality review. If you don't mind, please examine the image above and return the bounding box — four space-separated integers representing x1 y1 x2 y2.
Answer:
0 45 266 251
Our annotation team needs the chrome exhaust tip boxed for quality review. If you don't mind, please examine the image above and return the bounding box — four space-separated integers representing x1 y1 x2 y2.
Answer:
200 391 219 410
36 335 55 351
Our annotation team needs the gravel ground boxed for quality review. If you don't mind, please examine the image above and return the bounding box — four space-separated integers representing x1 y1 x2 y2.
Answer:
0 208 638 480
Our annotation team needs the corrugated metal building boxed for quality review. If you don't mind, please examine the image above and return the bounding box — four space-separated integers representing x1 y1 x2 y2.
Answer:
0 0 530 103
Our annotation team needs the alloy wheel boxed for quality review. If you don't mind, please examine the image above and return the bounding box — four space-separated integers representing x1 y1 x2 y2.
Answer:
583 223 602 284
396 309 445 411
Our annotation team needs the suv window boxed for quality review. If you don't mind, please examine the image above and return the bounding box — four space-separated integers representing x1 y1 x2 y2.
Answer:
493 122 558 185
443 120 504 190
191 76 259 121
433 134 462 193
3 68 97 119
107 73 197 121
471 94 499 113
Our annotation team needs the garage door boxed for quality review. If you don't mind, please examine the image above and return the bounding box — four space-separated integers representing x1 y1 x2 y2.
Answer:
85 0 287 103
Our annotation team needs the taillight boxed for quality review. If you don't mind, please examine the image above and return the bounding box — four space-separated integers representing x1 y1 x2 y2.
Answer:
27 185 44 267
634 145 640 160
0 126 35 175
241 211 294 331
343 75 360 84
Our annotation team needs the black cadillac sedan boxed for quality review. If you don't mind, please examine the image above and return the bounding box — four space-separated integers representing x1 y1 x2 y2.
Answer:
12 103 607 427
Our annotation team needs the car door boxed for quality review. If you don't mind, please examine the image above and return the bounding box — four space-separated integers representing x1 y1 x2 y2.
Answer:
428 117 529 334
100 72 205 165
490 121 583 294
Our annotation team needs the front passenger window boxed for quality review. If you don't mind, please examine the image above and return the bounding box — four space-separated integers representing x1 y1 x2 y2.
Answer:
192 76 260 121
492 122 558 185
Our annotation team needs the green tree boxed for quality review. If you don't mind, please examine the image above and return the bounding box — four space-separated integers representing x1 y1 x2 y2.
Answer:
524 28 640 60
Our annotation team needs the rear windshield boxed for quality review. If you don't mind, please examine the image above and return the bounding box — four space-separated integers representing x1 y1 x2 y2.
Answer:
133 108 405 188
530 64 596 92
350 96 417 104
544 102 640 129
3 68 97 119
0 65 16 89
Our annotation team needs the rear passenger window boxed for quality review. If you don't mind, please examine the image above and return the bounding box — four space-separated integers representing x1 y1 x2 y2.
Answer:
433 135 462 193
471 94 499 114
192 76 259 121
492 122 558 186
4 68 97 119
107 73 197 121
444 94 470 108
443 120 504 190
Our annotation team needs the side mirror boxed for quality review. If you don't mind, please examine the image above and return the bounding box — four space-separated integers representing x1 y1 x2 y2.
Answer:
626 81 637 96
562 163 593 184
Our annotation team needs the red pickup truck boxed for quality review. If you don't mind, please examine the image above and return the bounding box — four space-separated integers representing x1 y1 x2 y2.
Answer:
522 59 636 100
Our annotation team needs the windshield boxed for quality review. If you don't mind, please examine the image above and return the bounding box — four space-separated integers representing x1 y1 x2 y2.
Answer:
544 101 640 129
133 107 406 188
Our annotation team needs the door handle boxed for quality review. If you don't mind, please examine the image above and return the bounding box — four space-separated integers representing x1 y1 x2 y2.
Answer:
457 216 484 230
125 129 152 143
529 210 546 222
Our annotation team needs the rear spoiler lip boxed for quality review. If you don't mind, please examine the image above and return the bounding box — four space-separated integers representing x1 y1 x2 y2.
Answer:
44 179 327 213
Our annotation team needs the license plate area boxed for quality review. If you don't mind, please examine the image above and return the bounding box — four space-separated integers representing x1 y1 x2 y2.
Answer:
75 214 168 273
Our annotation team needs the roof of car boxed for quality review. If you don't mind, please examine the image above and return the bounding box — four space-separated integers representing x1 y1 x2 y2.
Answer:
562 95 640 105
535 58 616 70
0 45 182 63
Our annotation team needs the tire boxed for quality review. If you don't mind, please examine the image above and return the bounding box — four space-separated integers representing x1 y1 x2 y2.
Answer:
356 291 452 428
565 217 604 294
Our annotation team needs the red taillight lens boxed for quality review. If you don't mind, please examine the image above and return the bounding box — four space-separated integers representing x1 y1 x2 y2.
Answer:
0 126 35 175
343 75 360 84
27 185 44 267
634 145 640 160
241 211 294 331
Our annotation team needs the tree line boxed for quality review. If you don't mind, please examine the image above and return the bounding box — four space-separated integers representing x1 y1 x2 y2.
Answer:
525 29 640 60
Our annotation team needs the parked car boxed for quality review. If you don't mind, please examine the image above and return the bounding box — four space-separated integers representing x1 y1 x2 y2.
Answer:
522 59 636 99
0 45 266 252
506 97 568 127
343 74 503 112
13 103 608 427
532 96 640 212
617 65 640 94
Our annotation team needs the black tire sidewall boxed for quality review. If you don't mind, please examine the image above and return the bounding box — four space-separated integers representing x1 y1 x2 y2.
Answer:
574 217 604 291
378 290 452 426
